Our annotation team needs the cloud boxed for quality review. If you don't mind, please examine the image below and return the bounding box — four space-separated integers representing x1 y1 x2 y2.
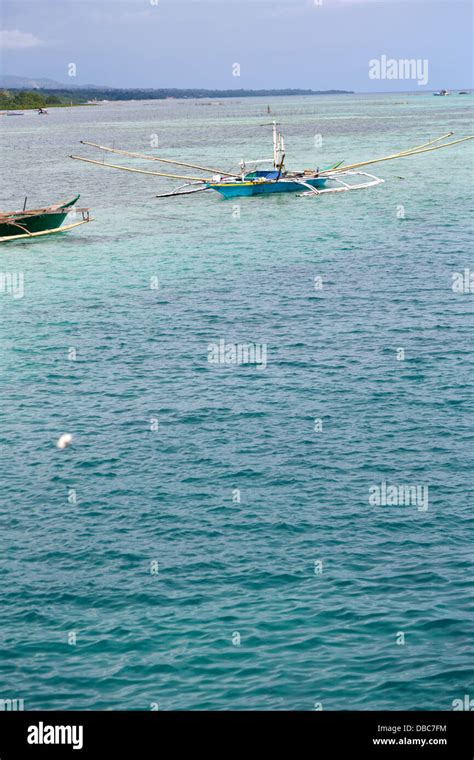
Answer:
0 30 42 50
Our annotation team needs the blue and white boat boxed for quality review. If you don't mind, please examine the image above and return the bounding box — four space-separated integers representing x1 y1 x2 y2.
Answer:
205 121 341 197
206 170 332 198
71 125 473 201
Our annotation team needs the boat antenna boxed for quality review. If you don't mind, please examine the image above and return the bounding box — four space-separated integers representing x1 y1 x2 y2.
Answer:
277 132 286 172
273 121 278 168
259 121 282 168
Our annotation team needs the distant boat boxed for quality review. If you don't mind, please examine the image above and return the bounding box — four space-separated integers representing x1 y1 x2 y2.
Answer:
0 196 93 242
434 89 450 96
459 91 470 95
37 107 49 114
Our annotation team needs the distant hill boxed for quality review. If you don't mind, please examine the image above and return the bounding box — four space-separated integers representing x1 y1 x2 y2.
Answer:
0 75 110 90
1 76 354 99
0 75 69 89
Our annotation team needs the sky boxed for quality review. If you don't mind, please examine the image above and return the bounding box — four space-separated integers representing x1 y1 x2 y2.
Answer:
0 0 472 91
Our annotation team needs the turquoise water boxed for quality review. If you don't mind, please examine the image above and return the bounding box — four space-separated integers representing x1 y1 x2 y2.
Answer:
0 94 473 710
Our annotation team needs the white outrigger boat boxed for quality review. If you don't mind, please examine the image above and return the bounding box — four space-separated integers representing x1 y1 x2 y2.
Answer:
70 122 473 200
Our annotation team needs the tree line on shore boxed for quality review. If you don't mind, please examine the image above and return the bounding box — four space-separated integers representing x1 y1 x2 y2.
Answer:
1 86 354 110
0 90 65 109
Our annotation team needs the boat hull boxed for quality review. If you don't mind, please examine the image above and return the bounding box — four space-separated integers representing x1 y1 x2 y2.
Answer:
207 177 328 198
0 196 79 238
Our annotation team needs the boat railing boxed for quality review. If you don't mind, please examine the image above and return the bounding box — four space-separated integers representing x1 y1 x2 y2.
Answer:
0 207 91 220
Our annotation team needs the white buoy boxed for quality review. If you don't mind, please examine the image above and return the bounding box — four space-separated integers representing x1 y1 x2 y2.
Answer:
57 433 73 449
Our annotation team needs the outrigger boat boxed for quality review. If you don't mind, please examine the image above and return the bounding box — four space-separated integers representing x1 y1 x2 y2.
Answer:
70 122 474 200
0 196 93 242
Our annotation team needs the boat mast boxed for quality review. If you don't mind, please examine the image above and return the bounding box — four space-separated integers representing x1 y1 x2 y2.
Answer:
272 121 278 168
273 122 285 172
278 132 285 171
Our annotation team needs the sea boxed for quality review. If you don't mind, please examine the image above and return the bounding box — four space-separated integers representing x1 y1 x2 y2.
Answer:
0 93 473 710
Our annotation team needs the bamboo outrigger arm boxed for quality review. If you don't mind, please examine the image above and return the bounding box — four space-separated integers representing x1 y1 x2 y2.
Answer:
324 132 454 175
320 134 474 176
79 140 235 176
69 154 210 182
297 171 385 197
155 183 209 198
0 218 93 243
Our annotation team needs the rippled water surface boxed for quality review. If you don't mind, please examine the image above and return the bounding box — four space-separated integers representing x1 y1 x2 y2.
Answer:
0 94 473 710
